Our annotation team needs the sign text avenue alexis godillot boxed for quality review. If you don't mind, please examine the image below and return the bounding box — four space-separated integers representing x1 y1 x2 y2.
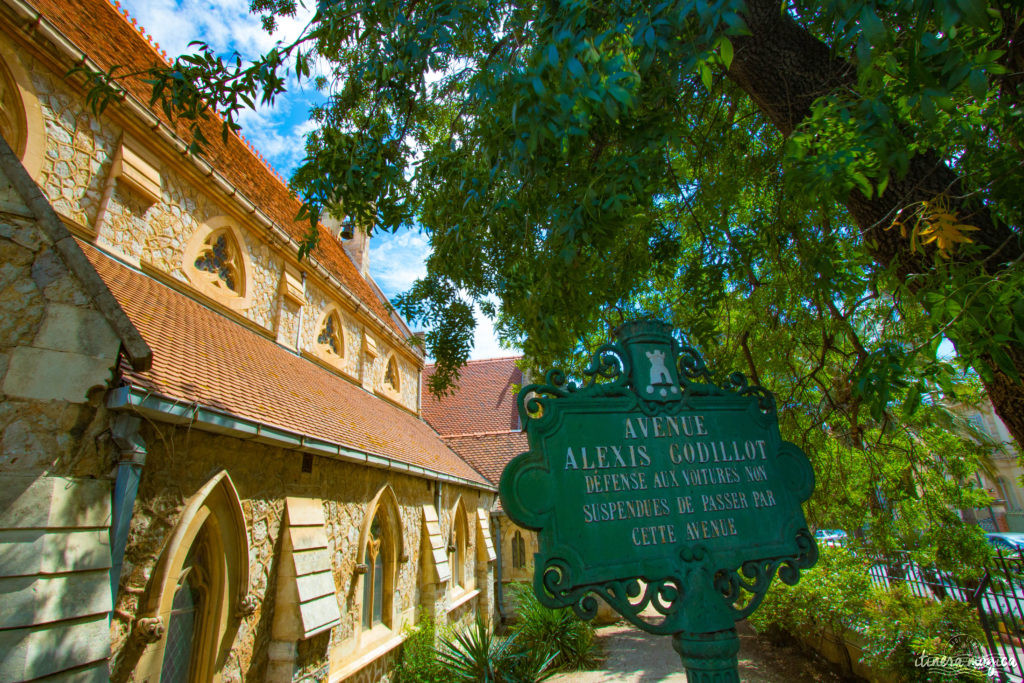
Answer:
499 321 818 681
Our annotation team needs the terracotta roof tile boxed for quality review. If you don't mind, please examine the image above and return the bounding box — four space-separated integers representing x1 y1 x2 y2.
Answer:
27 0 403 339
442 432 528 486
82 242 489 487
421 357 523 437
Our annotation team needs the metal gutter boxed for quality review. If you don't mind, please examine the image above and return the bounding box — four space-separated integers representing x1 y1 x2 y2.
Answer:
106 385 496 492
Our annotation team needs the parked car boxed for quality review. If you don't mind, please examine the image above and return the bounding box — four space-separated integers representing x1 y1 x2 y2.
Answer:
986 532 1024 553
814 529 848 546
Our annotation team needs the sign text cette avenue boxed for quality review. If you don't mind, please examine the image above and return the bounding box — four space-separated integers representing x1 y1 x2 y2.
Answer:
499 321 818 678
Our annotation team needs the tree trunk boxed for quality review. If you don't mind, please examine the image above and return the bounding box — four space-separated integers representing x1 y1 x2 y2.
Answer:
726 0 1024 448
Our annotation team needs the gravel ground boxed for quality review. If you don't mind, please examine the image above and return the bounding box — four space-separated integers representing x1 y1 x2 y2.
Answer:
547 620 853 683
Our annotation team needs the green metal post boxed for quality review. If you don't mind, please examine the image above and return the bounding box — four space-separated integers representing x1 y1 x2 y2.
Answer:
673 629 741 683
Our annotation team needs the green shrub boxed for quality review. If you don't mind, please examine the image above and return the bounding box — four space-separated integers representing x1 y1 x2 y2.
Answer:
435 617 555 683
749 545 870 639
861 585 986 682
749 546 988 682
507 583 598 672
395 617 447 683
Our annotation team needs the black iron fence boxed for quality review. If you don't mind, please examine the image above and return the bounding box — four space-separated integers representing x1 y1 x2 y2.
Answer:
974 551 1024 682
857 548 1024 681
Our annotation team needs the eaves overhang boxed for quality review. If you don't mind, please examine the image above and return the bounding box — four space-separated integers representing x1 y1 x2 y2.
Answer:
107 384 497 493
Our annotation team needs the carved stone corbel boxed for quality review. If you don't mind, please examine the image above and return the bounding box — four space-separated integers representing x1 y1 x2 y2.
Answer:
135 616 164 643
236 593 259 618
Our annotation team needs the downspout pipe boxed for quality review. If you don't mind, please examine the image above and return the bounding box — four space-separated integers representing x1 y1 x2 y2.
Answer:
493 511 505 624
110 414 147 604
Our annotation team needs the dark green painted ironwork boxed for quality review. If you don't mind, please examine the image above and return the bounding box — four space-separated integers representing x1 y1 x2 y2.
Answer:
499 320 818 679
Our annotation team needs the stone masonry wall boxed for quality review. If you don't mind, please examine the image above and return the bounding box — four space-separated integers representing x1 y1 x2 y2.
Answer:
112 421 493 682
0 164 121 480
0 158 126 683
19 49 421 414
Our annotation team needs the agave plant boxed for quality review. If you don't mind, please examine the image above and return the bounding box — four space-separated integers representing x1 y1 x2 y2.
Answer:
436 618 556 683
507 583 598 672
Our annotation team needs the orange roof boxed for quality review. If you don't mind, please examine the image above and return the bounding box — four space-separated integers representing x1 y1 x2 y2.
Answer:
422 357 523 437
82 242 490 487
443 432 529 486
27 0 403 339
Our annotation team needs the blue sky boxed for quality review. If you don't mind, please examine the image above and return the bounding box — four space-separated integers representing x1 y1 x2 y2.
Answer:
117 0 513 359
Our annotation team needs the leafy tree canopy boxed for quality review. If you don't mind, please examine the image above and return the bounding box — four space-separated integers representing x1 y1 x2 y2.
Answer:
81 0 1024 453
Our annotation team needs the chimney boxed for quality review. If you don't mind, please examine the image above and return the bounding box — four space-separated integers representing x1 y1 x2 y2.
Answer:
322 212 371 278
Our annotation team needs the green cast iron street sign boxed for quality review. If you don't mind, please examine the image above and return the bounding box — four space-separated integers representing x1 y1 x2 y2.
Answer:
499 321 818 680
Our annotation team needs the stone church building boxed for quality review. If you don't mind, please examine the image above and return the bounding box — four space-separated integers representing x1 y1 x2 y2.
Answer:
0 0 501 680
420 358 538 618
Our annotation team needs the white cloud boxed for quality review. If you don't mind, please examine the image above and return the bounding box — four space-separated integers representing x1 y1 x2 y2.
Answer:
120 0 313 59
369 228 430 297
470 307 515 360
119 1 517 361
119 0 321 175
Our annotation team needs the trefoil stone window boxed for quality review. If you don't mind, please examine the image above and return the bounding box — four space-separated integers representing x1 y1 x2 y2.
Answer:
317 311 344 358
194 231 241 294
183 217 254 311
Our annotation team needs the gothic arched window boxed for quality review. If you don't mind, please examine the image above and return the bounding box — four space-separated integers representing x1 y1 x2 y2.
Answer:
384 356 400 393
133 471 251 682
160 534 210 682
362 516 386 629
358 486 401 633
450 500 468 589
511 530 526 569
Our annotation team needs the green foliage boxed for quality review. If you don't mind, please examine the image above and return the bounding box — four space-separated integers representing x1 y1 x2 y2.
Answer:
507 583 598 672
434 618 556 683
751 546 989 682
860 585 986 682
435 618 520 682
79 0 1024 403
79 1 1024 558
750 546 870 638
395 617 447 683
397 592 596 683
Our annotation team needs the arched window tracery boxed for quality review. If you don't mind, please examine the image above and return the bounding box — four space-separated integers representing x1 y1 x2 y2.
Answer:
449 499 469 590
132 471 250 681
193 230 242 294
183 218 254 311
315 308 346 365
357 485 402 633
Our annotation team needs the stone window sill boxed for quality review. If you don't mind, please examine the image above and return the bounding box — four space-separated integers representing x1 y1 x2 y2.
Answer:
329 629 406 682
447 588 481 613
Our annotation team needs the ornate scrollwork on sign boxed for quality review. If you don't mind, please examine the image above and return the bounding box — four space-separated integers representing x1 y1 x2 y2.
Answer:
500 319 818 678
715 528 818 620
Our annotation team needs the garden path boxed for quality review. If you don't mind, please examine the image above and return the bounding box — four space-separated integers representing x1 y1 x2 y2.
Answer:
547 620 847 682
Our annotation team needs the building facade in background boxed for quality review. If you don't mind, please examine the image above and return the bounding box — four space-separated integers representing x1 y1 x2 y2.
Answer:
421 357 538 615
0 0 497 680
965 402 1024 533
